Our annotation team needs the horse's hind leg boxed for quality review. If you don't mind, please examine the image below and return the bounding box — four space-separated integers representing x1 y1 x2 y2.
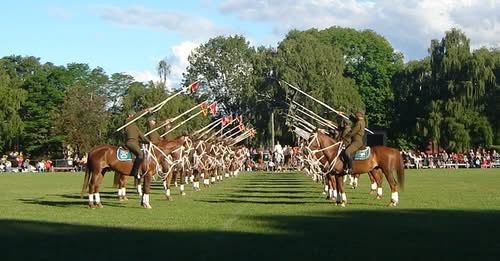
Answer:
178 169 186 196
326 174 337 202
118 174 129 201
141 171 153 209
89 172 104 208
380 167 399 206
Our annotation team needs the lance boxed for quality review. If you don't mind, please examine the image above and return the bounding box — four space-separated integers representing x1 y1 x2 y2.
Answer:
281 80 374 134
193 117 222 136
115 109 150 133
115 81 199 133
225 127 244 140
287 114 315 130
161 110 204 138
151 81 199 113
292 100 337 130
207 118 236 141
220 125 241 138
230 130 253 146
196 118 223 138
145 101 208 136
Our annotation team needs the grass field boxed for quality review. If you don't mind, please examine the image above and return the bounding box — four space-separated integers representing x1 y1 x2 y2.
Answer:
1 168 500 261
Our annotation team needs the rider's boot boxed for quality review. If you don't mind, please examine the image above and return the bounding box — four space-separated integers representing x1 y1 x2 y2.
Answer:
130 157 142 179
344 154 353 175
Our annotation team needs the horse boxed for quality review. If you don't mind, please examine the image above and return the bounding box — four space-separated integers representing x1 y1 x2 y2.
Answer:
81 134 191 209
307 129 405 207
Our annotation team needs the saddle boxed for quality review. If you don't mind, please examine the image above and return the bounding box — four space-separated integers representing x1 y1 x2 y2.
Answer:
116 146 134 161
353 146 370 160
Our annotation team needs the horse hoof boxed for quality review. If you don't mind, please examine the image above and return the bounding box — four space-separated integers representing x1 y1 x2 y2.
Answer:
369 190 376 195
376 195 382 200
88 203 95 209
165 196 171 201
340 201 346 207
181 192 186 196
322 191 327 195
123 196 128 201
389 201 398 207
96 203 103 208
142 203 152 209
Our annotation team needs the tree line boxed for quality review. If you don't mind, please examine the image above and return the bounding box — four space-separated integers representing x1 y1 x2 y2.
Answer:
0 26 498 159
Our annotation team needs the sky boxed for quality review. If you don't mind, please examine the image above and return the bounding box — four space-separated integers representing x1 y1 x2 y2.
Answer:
1 0 499 89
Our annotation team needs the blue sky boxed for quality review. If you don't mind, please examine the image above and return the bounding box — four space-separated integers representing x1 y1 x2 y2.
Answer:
1 0 498 88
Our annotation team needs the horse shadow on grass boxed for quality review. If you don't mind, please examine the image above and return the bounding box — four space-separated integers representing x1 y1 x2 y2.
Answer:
1 209 499 261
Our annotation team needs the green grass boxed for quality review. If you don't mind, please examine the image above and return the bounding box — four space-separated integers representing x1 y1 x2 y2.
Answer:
1 168 500 260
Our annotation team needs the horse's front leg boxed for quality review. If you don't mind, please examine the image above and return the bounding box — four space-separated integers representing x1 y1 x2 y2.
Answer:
336 174 347 207
89 173 104 209
118 174 129 201
178 169 187 196
141 171 152 209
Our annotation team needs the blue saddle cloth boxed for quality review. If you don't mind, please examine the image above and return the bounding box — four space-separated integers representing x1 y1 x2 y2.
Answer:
117 147 133 161
353 147 370 160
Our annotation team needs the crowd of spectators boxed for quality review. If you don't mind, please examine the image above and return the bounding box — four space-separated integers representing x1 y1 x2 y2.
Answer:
402 148 500 169
0 151 87 173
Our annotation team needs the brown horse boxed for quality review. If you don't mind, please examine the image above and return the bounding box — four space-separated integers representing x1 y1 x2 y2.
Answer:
307 129 404 207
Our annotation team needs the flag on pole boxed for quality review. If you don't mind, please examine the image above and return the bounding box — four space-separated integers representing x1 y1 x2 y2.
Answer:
201 102 208 116
188 81 200 93
209 102 217 115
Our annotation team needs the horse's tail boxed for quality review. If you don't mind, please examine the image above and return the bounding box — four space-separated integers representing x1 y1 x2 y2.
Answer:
396 152 405 191
81 162 91 198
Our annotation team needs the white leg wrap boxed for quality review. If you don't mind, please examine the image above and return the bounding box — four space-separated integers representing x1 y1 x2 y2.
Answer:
166 189 171 197
204 179 210 185
118 188 123 196
162 181 167 189
328 189 334 198
371 182 377 190
211 177 216 183
174 181 178 187
235 170 239 176
143 194 150 204
189 175 194 183
341 192 347 201
354 177 358 185
137 185 143 196
123 187 126 196
95 193 101 203
377 187 383 196
179 184 185 192
333 190 338 199
185 177 189 184
324 185 329 192
225 173 229 178
391 192 399 202
88 194 94 203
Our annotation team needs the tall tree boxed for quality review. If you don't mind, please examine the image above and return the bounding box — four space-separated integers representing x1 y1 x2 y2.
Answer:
0 67 27 152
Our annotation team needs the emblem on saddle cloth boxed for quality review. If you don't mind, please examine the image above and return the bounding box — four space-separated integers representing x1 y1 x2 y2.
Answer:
116 147 133 161
353 147 370 160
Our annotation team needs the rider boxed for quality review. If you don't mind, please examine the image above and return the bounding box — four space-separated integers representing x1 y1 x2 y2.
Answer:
125 110 152 179
146 116 161 144
343 112 365 175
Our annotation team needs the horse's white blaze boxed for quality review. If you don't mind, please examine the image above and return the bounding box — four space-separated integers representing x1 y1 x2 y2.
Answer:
166 189 171 197
377 187 383 196
95 193 101 203
391 192 399 203
371 182 377 190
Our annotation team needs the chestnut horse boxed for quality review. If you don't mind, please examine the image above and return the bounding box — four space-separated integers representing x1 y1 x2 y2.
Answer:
307 129 404 207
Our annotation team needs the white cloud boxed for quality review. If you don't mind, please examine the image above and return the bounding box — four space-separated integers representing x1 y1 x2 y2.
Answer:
47 7 72 19
125 70 160 83
91 5 234 41
218 0 500 60
126 41 200 90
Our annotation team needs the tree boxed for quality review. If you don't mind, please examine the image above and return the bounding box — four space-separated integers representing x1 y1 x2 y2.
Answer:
157 59 171 88
0 67 27 152
184 35 256 114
